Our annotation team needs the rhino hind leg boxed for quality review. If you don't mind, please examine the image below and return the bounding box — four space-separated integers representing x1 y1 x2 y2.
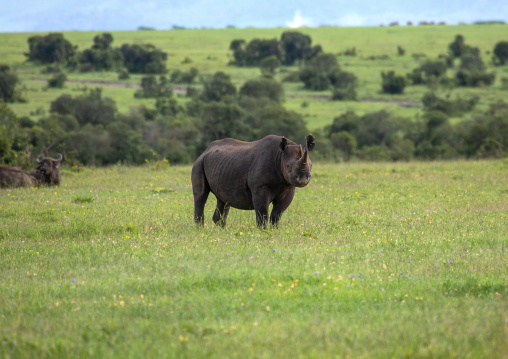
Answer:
212 199 230 227
192 164 210 226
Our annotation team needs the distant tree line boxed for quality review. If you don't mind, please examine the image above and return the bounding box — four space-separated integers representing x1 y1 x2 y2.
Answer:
0 72 311 167
2 71 507 168
2 32 508 167
24 33 168 75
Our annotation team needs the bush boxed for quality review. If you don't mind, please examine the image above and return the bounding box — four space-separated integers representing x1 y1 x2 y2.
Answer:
259 56 280 77
0 65 20 102
280 31 314 65
331 84 357 101
170 68 199 84
118 68 130 80
50 88 117 127
200 72 237 102
421 92 478 116
381 71 406 94
419 60 448 78
77 33 123 71
25 33 76 64
493 41 508 66
239 78 284 103
134 76 173 98
119 43 168 74
47 73 67 88
330 131 357 161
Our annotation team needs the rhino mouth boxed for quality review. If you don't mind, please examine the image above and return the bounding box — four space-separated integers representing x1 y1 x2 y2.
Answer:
293 171 311 187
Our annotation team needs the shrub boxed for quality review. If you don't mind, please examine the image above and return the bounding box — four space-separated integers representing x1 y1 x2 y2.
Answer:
50 88 117 127
134 76 173 98
0 65 20 102
330 131 357 161
239 78 284 103
200 72 237 102
25 33 76 64
118 68 130 80
493 41 508 65
421 92 478 116
47 73 67 88
259 56 280 77
170 68 199 84
381 71 406 94
280 31 314 65
119 43 168 74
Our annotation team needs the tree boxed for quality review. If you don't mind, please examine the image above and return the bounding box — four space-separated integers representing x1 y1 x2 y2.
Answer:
0 65 20 102
50 88 117 127
134 76 173 98
280 31 313 65
381 71 406 94
201 102 249 143
200 72 237 102
92 33 114 50
239 78 284 103
119 44 168 74
330 71 358 101
229 39 247 66
298 53 341 91
493 41 508 66
47 73 67 88
455 53 496 87
259 56 280 77
244 38 282 66
25 33 76 64
330 131 357 161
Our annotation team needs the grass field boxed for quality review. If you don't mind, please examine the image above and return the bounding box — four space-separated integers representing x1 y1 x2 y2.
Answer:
1 160 507 357
2 24 508 129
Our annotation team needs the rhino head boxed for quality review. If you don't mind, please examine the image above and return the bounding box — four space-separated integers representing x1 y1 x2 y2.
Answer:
279 134 315 187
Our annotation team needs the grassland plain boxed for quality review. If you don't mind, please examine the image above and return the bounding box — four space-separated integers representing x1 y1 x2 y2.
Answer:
2 24 508 128
0 160 507 358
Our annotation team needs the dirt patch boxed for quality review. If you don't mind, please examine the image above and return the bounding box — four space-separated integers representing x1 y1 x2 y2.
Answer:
30 77 187 94
360 97 420 108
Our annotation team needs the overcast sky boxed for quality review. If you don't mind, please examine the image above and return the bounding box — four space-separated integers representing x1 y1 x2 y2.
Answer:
1 0 507 32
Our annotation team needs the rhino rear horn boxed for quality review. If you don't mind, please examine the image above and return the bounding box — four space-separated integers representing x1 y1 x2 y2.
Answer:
306 134 315 151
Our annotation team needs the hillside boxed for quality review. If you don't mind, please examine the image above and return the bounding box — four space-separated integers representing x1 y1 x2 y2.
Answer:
1 24 507 127
0 24 507 165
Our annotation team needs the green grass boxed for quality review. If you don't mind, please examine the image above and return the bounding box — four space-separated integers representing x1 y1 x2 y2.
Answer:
2 24 508 128
1 160 507 357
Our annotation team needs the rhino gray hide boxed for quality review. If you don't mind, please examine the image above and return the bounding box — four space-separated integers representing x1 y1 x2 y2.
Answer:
192 134 315 228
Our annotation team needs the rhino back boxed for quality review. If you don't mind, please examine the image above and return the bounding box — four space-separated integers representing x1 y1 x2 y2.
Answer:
200 136 283 209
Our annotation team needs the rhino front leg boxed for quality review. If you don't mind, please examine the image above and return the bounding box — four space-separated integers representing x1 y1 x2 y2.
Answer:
270 188 295 227
253 187 271 228
213 199 230 227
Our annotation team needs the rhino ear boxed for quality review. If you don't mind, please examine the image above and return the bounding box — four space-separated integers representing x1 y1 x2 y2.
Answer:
306 134 315 151
279 137 288 152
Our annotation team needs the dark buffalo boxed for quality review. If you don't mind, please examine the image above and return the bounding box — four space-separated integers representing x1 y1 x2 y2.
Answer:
192 134 315 227
0 154 63 188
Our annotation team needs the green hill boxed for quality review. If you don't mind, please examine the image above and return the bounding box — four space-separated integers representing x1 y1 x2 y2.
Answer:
2 24 507 128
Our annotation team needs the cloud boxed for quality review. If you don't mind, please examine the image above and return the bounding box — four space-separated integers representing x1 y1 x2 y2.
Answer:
286 10 313 28
336 13 368 27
